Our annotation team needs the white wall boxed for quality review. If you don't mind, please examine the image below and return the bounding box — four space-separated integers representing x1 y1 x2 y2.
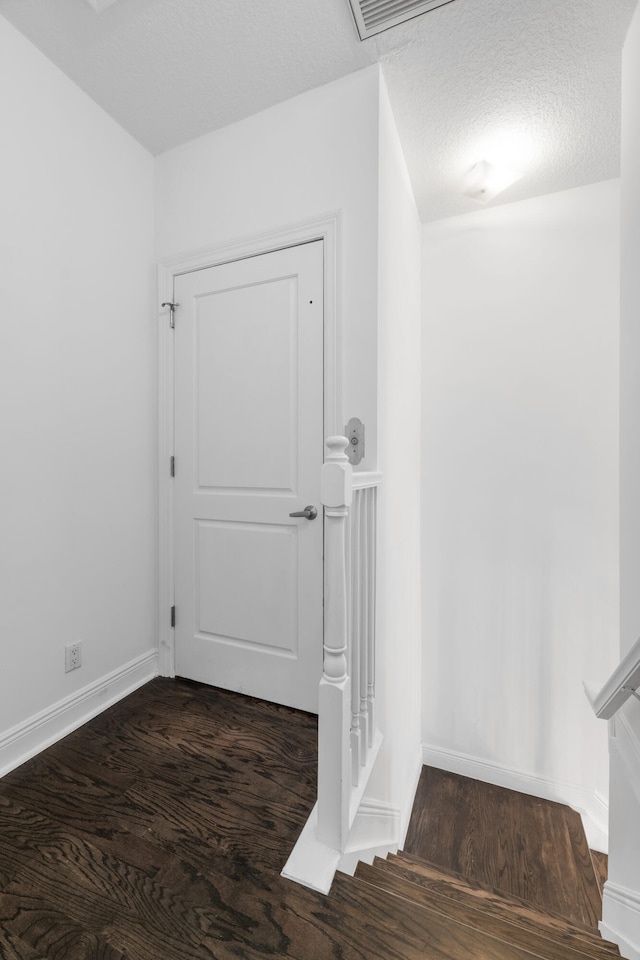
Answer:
421 181 620 845
620 3 640 661
155 66 380 468
605 2 640 954
0 17 157 749
367 75 423 831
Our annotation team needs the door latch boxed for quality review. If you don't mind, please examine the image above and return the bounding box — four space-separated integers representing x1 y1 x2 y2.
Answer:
345 417 365 465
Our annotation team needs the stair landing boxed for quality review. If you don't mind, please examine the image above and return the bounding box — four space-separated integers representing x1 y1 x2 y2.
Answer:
404 765 603 929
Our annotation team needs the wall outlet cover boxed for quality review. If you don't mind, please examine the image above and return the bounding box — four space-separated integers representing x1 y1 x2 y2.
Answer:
65 642 82 672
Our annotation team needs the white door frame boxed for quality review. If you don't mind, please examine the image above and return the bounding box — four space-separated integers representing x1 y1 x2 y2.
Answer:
157 213 341 677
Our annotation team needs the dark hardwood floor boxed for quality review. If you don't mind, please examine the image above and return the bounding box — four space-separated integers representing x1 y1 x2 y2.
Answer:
0 680 459 960
404 765 603 929
0 679 333 960
0 681 612 959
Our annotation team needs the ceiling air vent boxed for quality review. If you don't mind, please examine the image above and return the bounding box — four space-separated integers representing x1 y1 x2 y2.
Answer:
82 0 120 11
347 0 456 39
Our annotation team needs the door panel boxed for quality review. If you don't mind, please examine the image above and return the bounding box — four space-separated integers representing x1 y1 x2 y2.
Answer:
195 520 297 654
173 241 324 712
195 278 297 492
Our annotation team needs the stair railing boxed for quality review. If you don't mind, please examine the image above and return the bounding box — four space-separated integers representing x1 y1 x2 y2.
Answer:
348 471 378 784
587 634 640 719
317 436 381 851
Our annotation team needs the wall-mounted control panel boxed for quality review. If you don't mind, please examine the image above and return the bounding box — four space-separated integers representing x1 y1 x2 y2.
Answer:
345 417 365 465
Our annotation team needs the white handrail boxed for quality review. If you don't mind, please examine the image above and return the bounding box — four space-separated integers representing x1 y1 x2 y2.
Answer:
588 634 640 720
352 471 383 489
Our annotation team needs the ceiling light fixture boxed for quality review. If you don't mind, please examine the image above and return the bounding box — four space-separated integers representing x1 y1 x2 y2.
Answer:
462 160 521 203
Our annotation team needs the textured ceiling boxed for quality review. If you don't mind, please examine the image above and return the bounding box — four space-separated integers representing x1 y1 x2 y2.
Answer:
0 0 636 221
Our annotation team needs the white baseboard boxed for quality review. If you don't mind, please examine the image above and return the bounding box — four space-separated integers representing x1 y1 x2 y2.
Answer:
0 649 159 778
601 881 640 960
422 743 609 853
400 745 426 845
339 797 401 875
348 729 384 828
340 742 425 871
283 740 425 892
281 804 341 894
587 789 609 852
282 796 403 892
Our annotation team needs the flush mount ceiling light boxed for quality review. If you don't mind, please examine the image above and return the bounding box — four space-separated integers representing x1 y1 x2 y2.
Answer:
82 0 121 11
347 0 458 39
462 160 521 203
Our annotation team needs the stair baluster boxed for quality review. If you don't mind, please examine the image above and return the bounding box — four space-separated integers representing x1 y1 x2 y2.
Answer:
358 488 369 763
349 485 362 786
366 484 377 746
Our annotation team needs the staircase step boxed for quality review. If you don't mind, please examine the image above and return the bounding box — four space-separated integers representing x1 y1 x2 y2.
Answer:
405 767 603 929
563 805 604 926
391 853 619 958
356 859 616 960
331 871 573 960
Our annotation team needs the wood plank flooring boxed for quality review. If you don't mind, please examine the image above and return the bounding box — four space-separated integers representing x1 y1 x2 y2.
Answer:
0 679 334 960
404 766 603 929
0 680 487 960
354 859 611 960
378 853 618 958
0 681 611 959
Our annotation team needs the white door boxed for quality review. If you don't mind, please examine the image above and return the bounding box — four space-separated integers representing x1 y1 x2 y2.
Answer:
173 241 324 712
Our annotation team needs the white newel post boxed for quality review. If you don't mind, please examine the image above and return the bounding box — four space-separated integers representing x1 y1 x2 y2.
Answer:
317 436 353 850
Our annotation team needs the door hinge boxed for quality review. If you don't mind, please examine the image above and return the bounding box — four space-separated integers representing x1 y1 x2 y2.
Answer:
170 605 175 628
170 456 175 477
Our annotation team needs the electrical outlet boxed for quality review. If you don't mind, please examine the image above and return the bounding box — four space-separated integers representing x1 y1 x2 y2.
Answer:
65 641 82 673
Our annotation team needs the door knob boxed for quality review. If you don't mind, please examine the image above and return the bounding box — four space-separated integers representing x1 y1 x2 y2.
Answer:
289 505 318 520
